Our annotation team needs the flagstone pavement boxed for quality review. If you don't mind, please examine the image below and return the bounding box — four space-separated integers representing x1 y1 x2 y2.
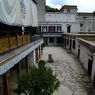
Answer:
41 46 94 95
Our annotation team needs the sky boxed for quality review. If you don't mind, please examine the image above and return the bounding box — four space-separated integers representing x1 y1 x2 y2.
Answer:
46 0 95 12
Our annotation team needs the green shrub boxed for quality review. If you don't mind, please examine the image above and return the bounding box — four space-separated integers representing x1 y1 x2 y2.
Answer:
38 60 46 67
15 61 60 95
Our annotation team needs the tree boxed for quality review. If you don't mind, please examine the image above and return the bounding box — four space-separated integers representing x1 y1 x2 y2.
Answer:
45 5 60 12
14 60 60 95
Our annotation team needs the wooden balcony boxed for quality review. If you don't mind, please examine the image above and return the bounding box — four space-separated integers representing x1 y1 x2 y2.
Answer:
0 35 30 54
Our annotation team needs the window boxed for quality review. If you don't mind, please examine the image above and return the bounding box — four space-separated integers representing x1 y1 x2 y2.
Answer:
57 37 63 44
49 26 55 32
49 37 54 43
80 24 83 27
67 38 69 45
57 26 62 32
67 9 70 13
42 26 47 32
73 40 75 49
38 26 41 32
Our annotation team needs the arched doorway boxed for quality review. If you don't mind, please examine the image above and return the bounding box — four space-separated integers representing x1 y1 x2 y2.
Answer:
66 24 71 33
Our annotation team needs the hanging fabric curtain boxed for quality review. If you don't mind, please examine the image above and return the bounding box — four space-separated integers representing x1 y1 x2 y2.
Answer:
0 0 38 27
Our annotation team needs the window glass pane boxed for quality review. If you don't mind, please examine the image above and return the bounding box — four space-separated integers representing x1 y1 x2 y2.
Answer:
73 40 75 49
42 26 47 32
57 26 61 32
49 26 55 32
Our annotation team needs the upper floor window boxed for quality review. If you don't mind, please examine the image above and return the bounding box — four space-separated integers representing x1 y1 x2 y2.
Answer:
42 26 47 32
38 26 41 32
49 26 55 32
80 23 83 27
67 9 70 13
57 26 62 32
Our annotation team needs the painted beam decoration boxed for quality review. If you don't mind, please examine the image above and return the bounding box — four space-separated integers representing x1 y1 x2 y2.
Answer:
0 0 38 27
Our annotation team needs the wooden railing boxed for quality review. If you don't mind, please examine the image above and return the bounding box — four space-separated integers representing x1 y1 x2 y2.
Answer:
0 35 30 54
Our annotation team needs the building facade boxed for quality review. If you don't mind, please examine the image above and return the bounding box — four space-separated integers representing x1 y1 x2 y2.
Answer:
38 1 95 45
63 33 95 87
0 0 43 95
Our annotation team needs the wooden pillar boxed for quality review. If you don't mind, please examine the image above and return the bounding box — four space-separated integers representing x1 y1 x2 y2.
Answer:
3 74 10 95
36 48 38 63
25 57 29 73
16 63 21 95
16 63 21 77
39 46 41 59
41 45 43 55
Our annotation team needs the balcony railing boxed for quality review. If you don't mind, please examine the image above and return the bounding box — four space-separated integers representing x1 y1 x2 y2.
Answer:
0 34 43 54
31 35 42 43
41 32 64 35
0 35 30 54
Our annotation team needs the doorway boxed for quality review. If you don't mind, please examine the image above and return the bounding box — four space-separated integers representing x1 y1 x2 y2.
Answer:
69 39 72 50
67 26 71 33
45 38 48 45
88 59 93 76
64 38 66 47
93 74 95 89
78 49 80 59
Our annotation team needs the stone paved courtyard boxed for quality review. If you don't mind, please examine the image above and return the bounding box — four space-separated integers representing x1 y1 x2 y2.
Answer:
41 46 94 95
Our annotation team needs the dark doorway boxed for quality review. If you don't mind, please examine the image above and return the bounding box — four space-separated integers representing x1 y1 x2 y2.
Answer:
67 26 71 33
88 59 93 76
49 37 54 43
69 39 72 50
57 37 63 44
78 49 80 59
64 38 66 47
45 38 48 45
93 74 95 89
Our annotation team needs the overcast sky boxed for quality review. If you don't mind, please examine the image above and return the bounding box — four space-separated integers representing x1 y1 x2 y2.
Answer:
46 0 95 12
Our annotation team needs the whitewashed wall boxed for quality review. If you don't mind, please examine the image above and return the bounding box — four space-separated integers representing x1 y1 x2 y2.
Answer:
91 55 95 81
77 16 93 32
44 12 80 33
79 45 91 71
61 23 80 32
45 13 76 22
44 12 95 33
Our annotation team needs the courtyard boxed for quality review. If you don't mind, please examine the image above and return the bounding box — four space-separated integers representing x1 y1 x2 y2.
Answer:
41 46 93 95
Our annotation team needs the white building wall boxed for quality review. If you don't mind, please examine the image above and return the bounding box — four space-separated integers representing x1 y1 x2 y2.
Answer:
44 13 80 33
91 55 95 81
79 45 91 71
62 23 80 32
44 12 95 33
77 16 93 32
45 13 76 22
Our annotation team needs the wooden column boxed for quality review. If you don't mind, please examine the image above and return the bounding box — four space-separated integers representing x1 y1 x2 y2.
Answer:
16 63 21 95
3 74 10 95
25 57 29 73
41 45 43 55
16 63 21 77
36 48 38 63
39 46 41 59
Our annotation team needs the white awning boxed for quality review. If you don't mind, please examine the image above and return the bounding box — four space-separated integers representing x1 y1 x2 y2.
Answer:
0 0 38 27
